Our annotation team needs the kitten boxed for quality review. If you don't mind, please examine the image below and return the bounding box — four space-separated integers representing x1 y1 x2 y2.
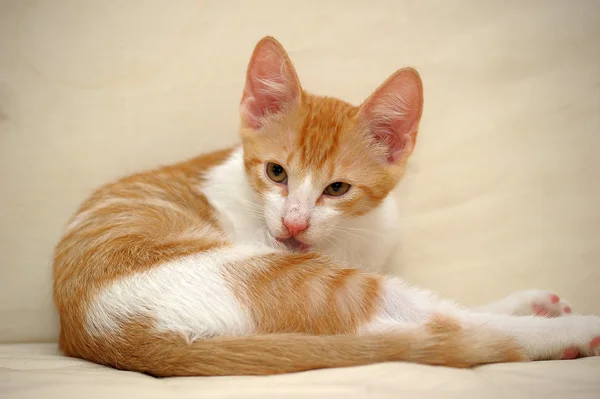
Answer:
53 36 600 376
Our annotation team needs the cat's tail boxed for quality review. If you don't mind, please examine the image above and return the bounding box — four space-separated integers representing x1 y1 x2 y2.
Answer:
82 315 526 376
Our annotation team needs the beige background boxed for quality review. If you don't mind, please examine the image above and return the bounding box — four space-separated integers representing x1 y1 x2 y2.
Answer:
0 0 599 344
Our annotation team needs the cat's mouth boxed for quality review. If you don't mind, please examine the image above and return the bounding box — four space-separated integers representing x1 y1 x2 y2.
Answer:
276 237 311 251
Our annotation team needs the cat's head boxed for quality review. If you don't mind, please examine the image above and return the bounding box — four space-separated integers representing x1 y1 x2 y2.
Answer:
239 37 423 250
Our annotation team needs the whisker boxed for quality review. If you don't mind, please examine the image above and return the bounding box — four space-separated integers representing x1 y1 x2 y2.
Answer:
330 226 387 238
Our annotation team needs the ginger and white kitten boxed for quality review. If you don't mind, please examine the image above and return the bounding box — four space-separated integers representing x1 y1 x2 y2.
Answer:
53 37 600 377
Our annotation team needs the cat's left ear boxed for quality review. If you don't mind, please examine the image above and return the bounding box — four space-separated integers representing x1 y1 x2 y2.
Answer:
357 68 423 164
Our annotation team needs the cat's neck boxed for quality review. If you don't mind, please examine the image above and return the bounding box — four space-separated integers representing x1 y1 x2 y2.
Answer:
201 147 399 272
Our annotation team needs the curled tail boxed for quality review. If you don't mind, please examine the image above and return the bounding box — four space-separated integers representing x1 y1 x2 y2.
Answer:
67 316 526 377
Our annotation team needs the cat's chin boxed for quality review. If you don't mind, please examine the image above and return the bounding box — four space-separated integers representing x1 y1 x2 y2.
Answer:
276 237 311 252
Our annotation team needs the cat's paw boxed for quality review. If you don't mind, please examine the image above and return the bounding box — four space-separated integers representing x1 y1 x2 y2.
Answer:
558 336 600 360
533 316 600 360
506 290 573 317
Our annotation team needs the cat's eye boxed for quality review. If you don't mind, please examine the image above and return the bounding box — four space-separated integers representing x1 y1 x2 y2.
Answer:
324 182 351 197
266 163 287 183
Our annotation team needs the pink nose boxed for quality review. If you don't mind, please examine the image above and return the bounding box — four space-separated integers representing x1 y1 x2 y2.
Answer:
283 218 309 236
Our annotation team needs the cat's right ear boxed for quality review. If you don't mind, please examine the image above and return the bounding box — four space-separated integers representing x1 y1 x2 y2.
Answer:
240 37 302 130
357 68 424 165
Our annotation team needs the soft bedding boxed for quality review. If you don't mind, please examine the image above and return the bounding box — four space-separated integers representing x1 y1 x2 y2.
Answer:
2 344 600 399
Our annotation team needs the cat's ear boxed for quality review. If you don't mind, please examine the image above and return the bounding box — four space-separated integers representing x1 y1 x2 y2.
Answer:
241 37 302 129
358 68 423 164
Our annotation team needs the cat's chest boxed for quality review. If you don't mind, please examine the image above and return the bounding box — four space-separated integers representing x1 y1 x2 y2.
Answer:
202 190 265 245
324 196 400 272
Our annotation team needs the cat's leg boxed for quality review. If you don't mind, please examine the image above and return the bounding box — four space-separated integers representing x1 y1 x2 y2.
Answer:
360 279 600 361
232 252 599 361
459 311 600 360
473 290 573 317
88 243 600 368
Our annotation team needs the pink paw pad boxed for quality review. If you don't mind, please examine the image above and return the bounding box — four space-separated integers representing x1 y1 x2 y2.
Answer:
590 337 600 349
561 348 580 360
549 294 560 304
533 304 549 317
563 306 572 314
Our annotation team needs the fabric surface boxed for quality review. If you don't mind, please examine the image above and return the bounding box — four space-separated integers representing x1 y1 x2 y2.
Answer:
0 0 599 397
2 343 600 399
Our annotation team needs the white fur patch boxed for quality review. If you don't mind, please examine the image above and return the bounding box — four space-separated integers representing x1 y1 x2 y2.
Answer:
297 174 314 197
202 148 266 244
322 195 399 272
360 277 459 334
263 190 286 238
281 174 318 227
86 244 274 340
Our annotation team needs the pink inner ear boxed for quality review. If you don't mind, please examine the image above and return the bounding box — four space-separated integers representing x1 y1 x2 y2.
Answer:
390 134 415 164
240 97 262 129
241 39 300 129
359 69 423 164
371 118 416 163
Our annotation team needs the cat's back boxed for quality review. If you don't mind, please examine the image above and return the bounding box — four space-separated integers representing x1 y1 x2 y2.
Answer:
53 146 237 323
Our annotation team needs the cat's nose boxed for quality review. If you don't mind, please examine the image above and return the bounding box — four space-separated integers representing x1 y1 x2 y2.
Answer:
282 217 309 237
